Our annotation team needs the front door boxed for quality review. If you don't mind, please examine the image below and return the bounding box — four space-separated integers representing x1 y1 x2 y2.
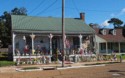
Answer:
52 36 60 54
73 37 80 49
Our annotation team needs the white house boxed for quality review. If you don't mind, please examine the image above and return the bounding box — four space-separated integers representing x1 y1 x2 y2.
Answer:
11 13 95 64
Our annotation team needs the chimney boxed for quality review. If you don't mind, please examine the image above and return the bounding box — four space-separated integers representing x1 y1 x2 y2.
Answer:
80 12 85 21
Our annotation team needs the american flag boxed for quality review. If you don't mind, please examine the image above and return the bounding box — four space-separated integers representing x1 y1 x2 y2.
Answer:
65 39 70 48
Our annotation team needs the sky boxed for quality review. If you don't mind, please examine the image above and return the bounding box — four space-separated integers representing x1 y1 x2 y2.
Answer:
0 0 125 28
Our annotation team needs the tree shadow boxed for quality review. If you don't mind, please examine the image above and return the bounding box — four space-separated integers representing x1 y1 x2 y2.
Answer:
109 70 125 72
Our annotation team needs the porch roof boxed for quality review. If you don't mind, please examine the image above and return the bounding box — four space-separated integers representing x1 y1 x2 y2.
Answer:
11 15 95 34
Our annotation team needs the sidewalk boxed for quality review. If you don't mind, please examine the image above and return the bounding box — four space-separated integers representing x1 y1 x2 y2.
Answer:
0 60 125 73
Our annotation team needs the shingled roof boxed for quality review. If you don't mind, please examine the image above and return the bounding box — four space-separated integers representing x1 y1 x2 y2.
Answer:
94 28 125 42
11 15 95 34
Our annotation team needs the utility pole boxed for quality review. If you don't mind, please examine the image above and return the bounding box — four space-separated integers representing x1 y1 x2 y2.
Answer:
62 0 65 67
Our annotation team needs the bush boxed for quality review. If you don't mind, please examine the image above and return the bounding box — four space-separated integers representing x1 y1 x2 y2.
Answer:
0 61 15 67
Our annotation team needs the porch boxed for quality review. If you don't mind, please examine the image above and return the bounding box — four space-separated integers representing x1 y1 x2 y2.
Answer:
12 33 95 64
99 42 125 54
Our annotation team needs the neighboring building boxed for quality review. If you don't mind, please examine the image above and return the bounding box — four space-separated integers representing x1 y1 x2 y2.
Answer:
11 13 95 63
94 28 125 55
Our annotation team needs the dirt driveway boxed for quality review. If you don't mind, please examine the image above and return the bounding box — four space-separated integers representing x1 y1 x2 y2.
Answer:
0 63 125 78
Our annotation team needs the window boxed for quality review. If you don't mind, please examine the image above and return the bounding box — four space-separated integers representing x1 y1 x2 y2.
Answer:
100 29 106 35
120 42 125 53
112 29 116 35
100 43 106 50
109 29 116 35
100 43 106 53
103 30 106 35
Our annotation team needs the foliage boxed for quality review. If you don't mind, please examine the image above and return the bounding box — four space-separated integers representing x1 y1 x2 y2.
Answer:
0 52 9 60
0 61 15 67
11 7 27 15
0 52 8 57
0 7 27 47
89 23 101 28
108 18 123 28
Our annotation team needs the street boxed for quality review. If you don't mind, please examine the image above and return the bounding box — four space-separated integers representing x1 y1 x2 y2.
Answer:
0 62 125 78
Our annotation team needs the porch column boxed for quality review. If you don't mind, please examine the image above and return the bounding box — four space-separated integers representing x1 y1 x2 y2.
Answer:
93 34 96 53
119 42 121 53
12 33 16 56
106 42 108 54
79 34 82 48
23 36 26 44
48 34 53 56
30 34 35 54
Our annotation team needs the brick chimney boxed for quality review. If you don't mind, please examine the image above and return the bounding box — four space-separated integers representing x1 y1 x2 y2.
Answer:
80 13 85 21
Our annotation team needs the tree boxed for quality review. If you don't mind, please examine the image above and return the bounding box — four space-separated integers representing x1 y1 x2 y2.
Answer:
108 18 123 28
0 11 11 47
89 23 100 28
0 7 27 47
11 7 27 15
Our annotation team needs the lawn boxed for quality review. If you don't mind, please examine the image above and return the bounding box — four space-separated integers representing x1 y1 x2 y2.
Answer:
0 61 15 67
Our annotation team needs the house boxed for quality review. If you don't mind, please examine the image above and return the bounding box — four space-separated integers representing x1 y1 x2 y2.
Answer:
11 13 95 63
94 28 125 55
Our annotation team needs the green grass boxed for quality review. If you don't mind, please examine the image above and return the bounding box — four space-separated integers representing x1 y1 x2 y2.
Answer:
117 54 125 59
22 67 40 70
0 61 15 67
85 62 119 66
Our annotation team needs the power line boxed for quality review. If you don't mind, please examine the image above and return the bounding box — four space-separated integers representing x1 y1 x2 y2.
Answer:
17 0 47 26
17 0 58 28
71 0 80 14
28 0 46 14
40 7 62 16
65 7 120 13
16 0 121 29
36 0 58 16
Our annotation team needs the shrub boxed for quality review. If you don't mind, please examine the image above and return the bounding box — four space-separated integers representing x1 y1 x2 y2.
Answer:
0 61 15 67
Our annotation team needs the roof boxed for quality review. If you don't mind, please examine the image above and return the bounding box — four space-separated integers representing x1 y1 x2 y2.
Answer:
11 15 95 34
94 28 125 42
